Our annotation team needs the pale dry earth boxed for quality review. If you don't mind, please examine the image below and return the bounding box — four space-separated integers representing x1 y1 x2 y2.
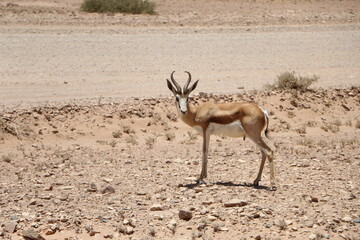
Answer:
0 0 360 240
0 89 360 240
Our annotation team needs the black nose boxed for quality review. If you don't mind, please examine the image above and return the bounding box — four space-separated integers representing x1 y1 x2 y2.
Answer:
181 110 186 114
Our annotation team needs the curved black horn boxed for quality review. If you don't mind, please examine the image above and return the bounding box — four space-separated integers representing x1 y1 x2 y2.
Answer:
170 71 181 93
183 71 192 94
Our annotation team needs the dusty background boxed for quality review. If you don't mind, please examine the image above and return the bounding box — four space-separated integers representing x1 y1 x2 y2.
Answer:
0 0 360 240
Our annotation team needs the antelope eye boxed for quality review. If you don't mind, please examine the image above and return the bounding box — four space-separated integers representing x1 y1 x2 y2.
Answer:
176 96 180 101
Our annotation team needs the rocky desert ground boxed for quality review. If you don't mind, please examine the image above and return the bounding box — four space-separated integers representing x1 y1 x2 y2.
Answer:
0 0 360 240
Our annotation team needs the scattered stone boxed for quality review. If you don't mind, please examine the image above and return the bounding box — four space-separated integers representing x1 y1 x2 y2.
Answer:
223 199 248 207
22 228 45 240
322 233 330 239
302 220 314 228
167 219 177 233
150 204 164 211
104 234 114 239
101 185 115 194
126 226 134 235
87 183 97 192
117 223 127 234
273 219 287 230
44 228 56 235
342 216 352 222
202 200 213 205
352 218 360 223
179 210 193 221
4 222 17 233
308 234 317 240
207 215 217 222
254 235 262 240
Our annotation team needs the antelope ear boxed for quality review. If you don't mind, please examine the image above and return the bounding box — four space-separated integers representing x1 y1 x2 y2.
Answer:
166 79 177 95
186 79 199 94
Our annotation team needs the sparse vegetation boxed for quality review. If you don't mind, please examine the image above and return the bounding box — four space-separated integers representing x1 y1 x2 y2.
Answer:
112 130 122 138
265 71 319 92
306 120 318 127
123 125 135 134
81 0 156 15
149 227 156 237
145 136 156 149
298 138 314 147
321 122 340 133
332 119 342 126
125 135 138 145
295 125 306 134
165 132 175 141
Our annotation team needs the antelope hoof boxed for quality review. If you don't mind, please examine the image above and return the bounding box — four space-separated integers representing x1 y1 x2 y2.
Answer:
196 178 207 185
253 179 260 187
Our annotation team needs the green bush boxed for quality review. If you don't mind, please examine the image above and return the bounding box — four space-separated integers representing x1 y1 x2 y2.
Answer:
266 71 319 92
81 0 156 14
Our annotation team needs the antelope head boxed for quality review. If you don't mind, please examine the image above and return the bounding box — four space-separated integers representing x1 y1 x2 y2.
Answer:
167 71 199 115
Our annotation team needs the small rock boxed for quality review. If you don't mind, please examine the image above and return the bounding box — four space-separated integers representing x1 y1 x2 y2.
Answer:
4 222 17 233
352 218 360 223
254 235 262 240
44 228 56 235
309 234 317 240
126 226 134 235
223 199 248 207
274 219 287 230
342 216 352 222
179 210 193 221
322 233 330 239
87 183 97 192
150 204 163 211
311 196 319 202
22 228 45 240
29 199 37 205
104 234 114 239
302 220 314 228
168 219 177 227
101 186 115 194
207 215 217 222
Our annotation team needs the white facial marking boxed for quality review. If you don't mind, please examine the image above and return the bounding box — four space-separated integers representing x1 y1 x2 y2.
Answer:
178 97 188 114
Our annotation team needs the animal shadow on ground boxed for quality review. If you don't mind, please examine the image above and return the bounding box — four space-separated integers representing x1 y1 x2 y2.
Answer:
179 181 271 191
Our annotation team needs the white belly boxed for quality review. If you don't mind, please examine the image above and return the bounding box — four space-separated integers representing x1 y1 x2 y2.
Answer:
193 120 246 138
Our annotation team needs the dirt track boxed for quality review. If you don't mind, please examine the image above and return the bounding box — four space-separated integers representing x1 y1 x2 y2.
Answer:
1 25 360 108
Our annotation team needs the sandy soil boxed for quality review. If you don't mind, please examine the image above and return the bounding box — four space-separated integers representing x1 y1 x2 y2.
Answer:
0 0 360 240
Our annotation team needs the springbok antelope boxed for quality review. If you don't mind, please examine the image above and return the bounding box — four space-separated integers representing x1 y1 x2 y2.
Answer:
166 71 275 189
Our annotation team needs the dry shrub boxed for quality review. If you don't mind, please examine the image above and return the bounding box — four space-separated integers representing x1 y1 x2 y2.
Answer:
332 119 342 126
123 125 135 134
298 138 314 147
306 120 318 127
149 227 156 237
81 0 156 14
125 135 138 145
145 136 156 149
112 130 122 138
165 132 175 141
295 125 306 134
266 71 319 92
321 122 340 133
